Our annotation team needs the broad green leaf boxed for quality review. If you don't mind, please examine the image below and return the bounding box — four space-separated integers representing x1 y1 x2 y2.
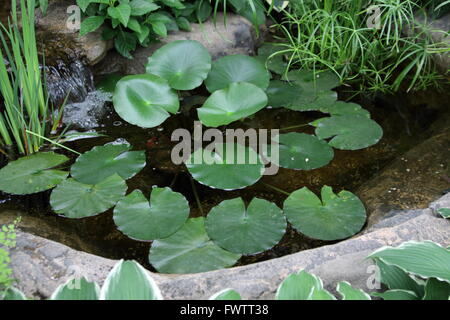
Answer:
50 174 127 219
276 270 323 300
205 55 270 93
195 0 212 22
151 21 167 37
320 101 371 118
275 133 334 170
77 0 93 12
283 186 367 241
127 18 142 33
80 16 105 36
149 218 241 274
205 198 286 255
113 188 189 241
2 287 26 300
51 277 100 300
176 17 191 31
209 289 242 300
137 25 150 44
160 0 185 9
113 74 179 128
114 31 137 59
107 4 132 27
438 208 450 219
283 70 340 91
198 82 268 127
374 258 425 297
186 142 264 190
313 115 383 150
368 241 450 283
256 44 288 75
284 90 337 112
336 281 371 300
100 260 162 300
266 80 303 108
130 0 160 16
146 40 211 90
422 278 450 300
71 144 146 185
309 288 336 300
371 289 418 300
0 152 68 195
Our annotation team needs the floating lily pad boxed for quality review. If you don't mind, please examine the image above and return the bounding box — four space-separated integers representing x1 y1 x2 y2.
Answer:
51 277 100 300
283 186 367 241
71 144 146 185
50 174 127 219
149 217 241 274
313 115 383 150
198 82 268 127
256 44 288 75
0 152 69 195
205 198 286 255
266 80 303 108
320 101 371 118
100 260 163 300
113 188 190 241
146 40 211 90
186 143 264 190
205 54 270 93
275 133 334 170
113 74 179 128
283 69 340 91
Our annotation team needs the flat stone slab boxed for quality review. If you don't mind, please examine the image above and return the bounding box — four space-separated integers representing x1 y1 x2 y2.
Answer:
9 194 450 300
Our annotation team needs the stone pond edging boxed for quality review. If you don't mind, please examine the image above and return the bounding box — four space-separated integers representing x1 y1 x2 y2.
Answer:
9 193 450 300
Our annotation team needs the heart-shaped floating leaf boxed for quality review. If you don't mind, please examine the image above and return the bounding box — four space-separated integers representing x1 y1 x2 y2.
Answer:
0 152 69 195
276 270 325 300
256 44 288 75
312 115 383 150
145 40 212 90
275 133 334 170
198 82 268 127
113 188 190 241
283 186 367 241
100 260 163 300
51 277 100 300
283 70 340 91
320 101 371 118
205 54 271 93
113 74 179 128
71 144 146 185
266 80 303 108
149 217 241 274
186 142 264 190
205 198 287 255
50 174 127 219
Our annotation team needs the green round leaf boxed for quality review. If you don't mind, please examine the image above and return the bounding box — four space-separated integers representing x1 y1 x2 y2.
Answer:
283 70 340 91
113 188 190 241
146 40 212 90
186 143 264 190
113 74 179 128
0 152 69 195
71 144 146 185
276 133 334 170
266 80 303 108
50 174 127 219
256 44 288 75
313 115 383 150
198 82 268 127
149 217 241 274
320 101 371 118
205 198 287 255
283 186 367 241
205 55 270 93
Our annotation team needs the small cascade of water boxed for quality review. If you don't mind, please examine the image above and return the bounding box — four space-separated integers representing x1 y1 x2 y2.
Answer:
44 59 95 107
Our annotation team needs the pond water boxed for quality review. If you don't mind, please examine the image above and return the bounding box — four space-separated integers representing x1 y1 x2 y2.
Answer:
0 71 447 271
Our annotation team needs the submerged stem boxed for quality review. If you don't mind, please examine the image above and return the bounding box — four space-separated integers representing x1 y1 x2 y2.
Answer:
263 183 290 196
189 175 204 216
279 123 310 131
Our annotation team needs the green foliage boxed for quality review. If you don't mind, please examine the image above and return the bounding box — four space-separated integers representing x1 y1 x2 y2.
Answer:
0 0 59 157
77 0 266 58
0 219 20 296
269 0 450 93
